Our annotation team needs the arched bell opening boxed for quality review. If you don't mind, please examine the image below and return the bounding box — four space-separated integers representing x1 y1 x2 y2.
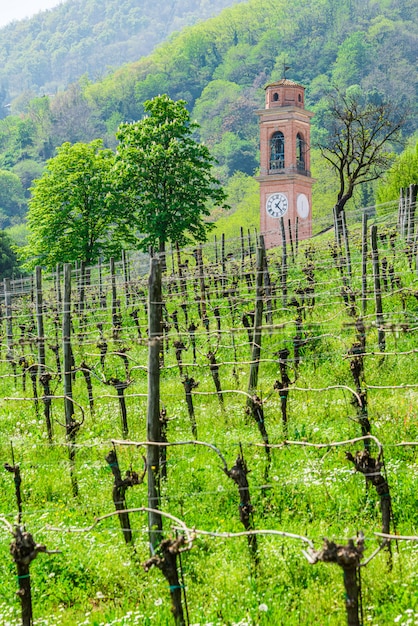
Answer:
270 131 285 171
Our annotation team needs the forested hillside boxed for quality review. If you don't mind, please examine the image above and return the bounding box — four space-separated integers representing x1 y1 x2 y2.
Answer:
0 0 416 235
0 0 247 106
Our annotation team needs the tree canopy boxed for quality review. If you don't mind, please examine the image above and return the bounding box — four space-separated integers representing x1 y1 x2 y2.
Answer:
0 169 26 227
0 231 21 279
19 140 119 270
376 137 418 205
114 94 228 253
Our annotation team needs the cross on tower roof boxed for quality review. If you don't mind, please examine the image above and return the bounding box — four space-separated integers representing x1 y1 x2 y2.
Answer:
283 63 291 79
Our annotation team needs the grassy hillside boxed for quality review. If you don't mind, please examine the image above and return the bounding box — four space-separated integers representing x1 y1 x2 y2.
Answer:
0 209 417 624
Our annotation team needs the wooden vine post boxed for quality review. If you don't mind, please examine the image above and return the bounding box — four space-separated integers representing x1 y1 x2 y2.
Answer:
35 266 53 443
262 239 273 331
63 263 78 497
55 263 61 304
221 233 226 294
4 277 15 374
78 260 87 336
280 217 288 306
341 209 352 282
110 257 121 340
35 267 45 372
370 226 385 352
197 244 207 323
406 183 417 246
147 257 163 550
122 249 130 306
361 212 368 315
247 245 265 403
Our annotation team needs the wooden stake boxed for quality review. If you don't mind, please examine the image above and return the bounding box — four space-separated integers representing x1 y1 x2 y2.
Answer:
197 245 207 323
63 263 78 497
370 226 385 352
341 209 352 282
247 246 265 400
361 212 368 315
280 217 287 307
122 249 130 306
110 257 121 340
147 257 163 550
4 277 14 373
55 263 61 304
288 218 295 263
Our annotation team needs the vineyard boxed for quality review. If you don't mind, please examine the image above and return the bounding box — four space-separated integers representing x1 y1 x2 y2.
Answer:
1 203 418 626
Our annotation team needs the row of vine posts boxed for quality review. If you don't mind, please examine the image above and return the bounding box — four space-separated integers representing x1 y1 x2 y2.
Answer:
2 187 418 625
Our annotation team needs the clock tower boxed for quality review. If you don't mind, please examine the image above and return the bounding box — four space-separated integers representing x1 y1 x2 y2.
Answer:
256 78 314 249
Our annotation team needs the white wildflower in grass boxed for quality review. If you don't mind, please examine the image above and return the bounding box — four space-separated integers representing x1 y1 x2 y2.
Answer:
258 603 268 612
154 597 163 606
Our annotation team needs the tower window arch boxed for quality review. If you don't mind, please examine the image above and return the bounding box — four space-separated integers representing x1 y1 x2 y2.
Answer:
296 133 305 171
270 131 285 170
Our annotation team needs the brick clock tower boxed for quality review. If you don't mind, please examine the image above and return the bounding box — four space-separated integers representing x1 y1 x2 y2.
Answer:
256 78 314 249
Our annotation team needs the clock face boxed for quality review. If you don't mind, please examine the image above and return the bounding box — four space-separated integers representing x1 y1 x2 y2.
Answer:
297 193 310 219
266 193 288 218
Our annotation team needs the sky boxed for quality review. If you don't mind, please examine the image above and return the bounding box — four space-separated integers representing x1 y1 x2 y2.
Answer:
0 0 64 28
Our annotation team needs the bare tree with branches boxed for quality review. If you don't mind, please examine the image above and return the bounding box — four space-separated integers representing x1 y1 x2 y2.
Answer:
319 88 406 225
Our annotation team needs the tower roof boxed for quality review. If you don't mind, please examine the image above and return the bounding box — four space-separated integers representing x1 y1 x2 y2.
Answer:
265 78 304 90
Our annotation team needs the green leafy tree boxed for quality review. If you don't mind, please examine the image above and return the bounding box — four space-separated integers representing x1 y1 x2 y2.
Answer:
0 169 26 227
376 137 418 205
114 94 228 253
331 32 372 90
0 231 21 279
19 140 119 270
12 159 44 195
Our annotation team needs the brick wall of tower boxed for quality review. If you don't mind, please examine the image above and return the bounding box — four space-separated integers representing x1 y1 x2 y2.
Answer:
256 80 315 250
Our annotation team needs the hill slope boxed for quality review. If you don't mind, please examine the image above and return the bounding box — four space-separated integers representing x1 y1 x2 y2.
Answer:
0 0 248 106
0 0 416 234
